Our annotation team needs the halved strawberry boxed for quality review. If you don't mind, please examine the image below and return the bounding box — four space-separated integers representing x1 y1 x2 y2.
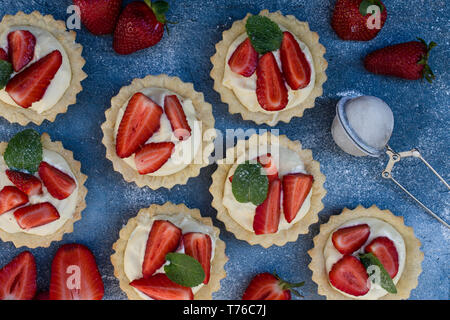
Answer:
253 178 281 235
282 173 313 223
257 153 278 181
228 38 258 77
332 224 370 255
134 142 175 175
329 255 370 296
0 251 36 300
116 92 163 158
14 202 60 229
50 244 104 300
164 95 192 141
183 232 212 284
142 220 182 278
280 31 311 90
0 186 28 215
242 273 304 300
256 52 288 111
0 48 8 61
130 273 193 300
6 169 42 196
6 50 62 108
38 161 76 200
7 30 36 72
365 236 399 278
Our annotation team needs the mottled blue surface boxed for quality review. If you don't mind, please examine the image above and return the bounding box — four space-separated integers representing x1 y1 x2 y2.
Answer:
0 0 448 300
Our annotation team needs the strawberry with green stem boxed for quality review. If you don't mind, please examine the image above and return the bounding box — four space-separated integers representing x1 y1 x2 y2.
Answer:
242 272 304 300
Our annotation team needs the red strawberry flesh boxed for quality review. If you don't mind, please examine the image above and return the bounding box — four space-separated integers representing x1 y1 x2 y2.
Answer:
0 48 8 61
134 142 175 175
282 173 313 223
253 178 281 235
332 224 370 255
14 202 60 229
130 273 193 300
164 95 192 141
329 255 370 296
8 30 36 72
73 0 122 35
365 236 399 278
0 186 28 215
280 31 311 90
183 232 212 284
242 273 290 300
38 161 76 200
6 169 42 196
0 251 36 300
228 38 258 77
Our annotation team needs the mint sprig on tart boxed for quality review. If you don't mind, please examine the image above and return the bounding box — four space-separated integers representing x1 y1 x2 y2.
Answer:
4 129 42 174
164 252 205 287
232 161 269 205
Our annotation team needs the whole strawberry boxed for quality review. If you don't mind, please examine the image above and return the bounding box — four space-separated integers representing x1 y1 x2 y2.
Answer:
332 0 387 41
73 0 122 35
113 0 169 55
364 39 437 82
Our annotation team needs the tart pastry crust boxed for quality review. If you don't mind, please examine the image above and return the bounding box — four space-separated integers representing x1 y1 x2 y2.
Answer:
0 11 87 126
0 133 87 248
111 202 228 300
308 205 423 300
210 132 326 248
210 10 327 126
101 74 216 190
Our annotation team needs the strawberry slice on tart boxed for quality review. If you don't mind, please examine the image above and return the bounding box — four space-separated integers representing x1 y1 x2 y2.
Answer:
6 169 42 196
183 232 212 284
6 50 62 108
134 142 175 175
0 186 28 215
142 220 182 278
116 92 163 158
228 38 258 77
257 153 278 181
329 255 370 296
7 30 36 72
332 224 370 255
130 273 193 300
0 48 9 61
38 161 76 200
0 251 36 300
280 31 311 90
14 202 60 230
164 95 192 141
256 52 288 111
242 272 304 300
365 236 399 278
282 173 313 223
253 178 282 235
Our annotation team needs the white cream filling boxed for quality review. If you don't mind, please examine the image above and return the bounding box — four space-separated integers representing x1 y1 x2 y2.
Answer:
222 28 315 114
113 87 202 177
324 217 406 300
222 145 312 233
0 26 72 113
124 213 217 300
0 149 78 236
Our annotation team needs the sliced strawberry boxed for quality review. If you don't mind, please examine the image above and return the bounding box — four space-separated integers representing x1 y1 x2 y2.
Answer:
38 161 76 200
142 220 182 278
116 92 163 158
280 31 311 90
6 50 62 108
242 273 304 300
134 142 175 175
329 255 370 296
365 236 399 278
130 273 193 300
0 186 28 215
257 153 278 181
0 48 8 61
183 232 212 284
6 169 42 196
14 202 60 229
0 251 36 300
253 178 281 235
228 38 258 77
50 244 104 300
256 52 288 111
282 173 314 223
164 95 192 141
228 175 233 183
332 224 370 255
7 30 36 72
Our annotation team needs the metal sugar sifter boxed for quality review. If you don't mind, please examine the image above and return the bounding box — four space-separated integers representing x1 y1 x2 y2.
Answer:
331 95 449 228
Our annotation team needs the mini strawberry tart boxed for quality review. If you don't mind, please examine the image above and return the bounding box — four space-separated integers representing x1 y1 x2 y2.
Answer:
210 132 326 248
101 75 215 189
0 11 86 125
210 10 327 126
111 202 227 300
0 130 87 248
308 205 423 300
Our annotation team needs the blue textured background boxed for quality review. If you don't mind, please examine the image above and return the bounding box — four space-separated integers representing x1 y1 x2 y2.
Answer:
0 0 448 300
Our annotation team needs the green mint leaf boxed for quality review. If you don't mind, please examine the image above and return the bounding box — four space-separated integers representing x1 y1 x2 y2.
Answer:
0 60 13 90
4 129 43 174
147 0 169 24
359 0 384 16
245 15 283 54
232 161 269 205
359 253 397 294
164 253 205 288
